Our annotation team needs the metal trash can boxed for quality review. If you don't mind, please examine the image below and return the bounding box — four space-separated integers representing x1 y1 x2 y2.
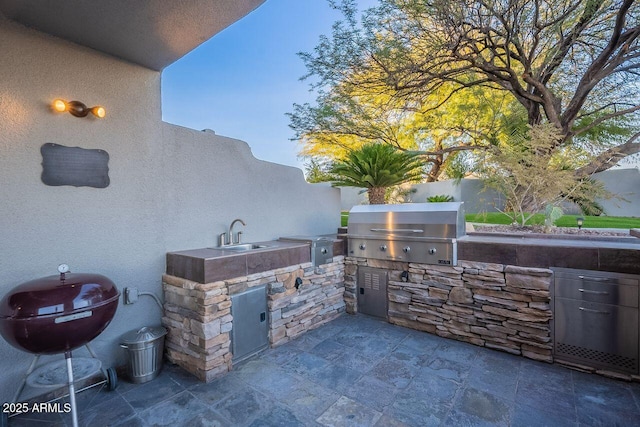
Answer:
120 326 167 384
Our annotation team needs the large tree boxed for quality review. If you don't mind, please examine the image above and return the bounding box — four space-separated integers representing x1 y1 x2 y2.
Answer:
294 0 640 177
291 79 522 181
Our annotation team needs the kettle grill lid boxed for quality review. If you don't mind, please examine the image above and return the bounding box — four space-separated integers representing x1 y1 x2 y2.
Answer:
0 272 119 320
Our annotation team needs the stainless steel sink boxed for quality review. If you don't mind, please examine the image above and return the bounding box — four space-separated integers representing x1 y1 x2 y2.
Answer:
213 244 270 251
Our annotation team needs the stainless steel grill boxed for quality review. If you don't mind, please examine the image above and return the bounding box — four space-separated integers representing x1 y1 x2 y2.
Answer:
347 202 465 265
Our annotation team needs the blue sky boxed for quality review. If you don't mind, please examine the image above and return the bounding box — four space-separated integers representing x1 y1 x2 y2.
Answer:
161 1 639 172
162 0 377 170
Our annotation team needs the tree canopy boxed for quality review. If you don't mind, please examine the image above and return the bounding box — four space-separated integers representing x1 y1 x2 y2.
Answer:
291 0 640 179
291 78 524 181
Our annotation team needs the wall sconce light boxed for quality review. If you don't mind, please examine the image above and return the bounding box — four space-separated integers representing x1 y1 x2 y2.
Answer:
52 99 106 118
577 217 584 229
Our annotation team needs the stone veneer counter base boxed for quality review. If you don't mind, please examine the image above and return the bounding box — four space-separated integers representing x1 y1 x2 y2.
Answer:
162 233 639 383
345 258 554 362
163 257 345 382
345 233 640 381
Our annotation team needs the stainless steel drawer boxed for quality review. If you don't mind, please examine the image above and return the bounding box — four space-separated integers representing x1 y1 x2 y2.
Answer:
553 268 639 286
554 278 638 308
554 297 639 374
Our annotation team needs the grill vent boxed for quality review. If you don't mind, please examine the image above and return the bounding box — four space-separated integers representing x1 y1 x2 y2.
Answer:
363 272 380 291
556 342 637 371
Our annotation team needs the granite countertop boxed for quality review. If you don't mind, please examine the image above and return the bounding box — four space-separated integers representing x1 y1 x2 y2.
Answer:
458 232 640 274
168 240 309 259
166 241 311 283
460 232 640 250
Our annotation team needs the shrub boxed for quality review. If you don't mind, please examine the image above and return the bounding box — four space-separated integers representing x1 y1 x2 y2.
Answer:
544 204 564 231
329 143 423 204
427 195 454 202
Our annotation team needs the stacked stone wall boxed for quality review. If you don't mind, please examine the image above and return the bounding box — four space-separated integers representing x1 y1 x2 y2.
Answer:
268 256 345 346
163 257 345 382
345 257 553 362
162 275 233 382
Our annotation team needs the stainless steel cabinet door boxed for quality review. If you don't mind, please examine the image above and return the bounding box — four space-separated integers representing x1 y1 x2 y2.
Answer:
231 285 269 362
357 267 388 319
555 297 639 374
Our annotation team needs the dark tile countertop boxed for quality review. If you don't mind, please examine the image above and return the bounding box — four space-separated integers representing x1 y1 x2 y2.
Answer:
458 232 640 274
166 241 310 284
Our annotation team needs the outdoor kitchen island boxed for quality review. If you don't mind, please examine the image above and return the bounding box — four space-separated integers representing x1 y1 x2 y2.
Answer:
346 224 640 381
162 239 346 382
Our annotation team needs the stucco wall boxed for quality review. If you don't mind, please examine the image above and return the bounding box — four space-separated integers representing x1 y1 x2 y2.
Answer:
0 16 339 402
409 179 506 213
593 169 640 217
340 179 505 213
341 172 638 217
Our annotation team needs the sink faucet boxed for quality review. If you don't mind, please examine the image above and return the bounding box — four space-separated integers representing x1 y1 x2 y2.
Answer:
219 218 246 246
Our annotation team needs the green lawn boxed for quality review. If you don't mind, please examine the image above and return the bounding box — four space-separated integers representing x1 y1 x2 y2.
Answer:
466 212 640 229
341 211 640 229
341 211 349 227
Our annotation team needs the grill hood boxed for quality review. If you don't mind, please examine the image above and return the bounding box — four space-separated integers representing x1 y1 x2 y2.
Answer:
0 272 119 354
348 202 466 240
0 273 119 320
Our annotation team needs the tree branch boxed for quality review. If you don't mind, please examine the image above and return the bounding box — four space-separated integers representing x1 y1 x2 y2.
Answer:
538 0 605 85
575 131 640 176
573 105 640 136
415 144 487 157
563 0 638 125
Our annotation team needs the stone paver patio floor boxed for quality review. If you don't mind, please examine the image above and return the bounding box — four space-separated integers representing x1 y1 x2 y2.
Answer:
9 314 640 426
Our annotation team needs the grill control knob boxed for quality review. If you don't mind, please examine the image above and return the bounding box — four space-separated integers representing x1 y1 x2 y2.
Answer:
359 243 366 250
321 248 328 254
429 248 437 255
403 246 411 253
379 245 387 252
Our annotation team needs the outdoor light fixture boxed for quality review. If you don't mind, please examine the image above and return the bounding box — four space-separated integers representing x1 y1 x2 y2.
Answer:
52 99 106 118
577 217 584 229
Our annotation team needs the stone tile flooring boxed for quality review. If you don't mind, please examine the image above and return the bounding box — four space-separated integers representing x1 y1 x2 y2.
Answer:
8 314 640 426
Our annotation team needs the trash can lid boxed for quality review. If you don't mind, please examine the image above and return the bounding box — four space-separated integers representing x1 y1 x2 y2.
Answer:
120 326 167 345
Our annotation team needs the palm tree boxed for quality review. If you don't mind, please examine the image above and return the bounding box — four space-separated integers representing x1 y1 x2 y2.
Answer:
329 143 423 204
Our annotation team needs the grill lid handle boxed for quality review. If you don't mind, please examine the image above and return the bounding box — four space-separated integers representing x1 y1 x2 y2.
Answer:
370 228 424 233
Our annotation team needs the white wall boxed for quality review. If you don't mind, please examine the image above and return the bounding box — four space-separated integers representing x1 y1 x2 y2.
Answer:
593 169 640 217
0 16 339 402
340 179 505 213
409 179 505 213
340 172 638 217
340 187 367 210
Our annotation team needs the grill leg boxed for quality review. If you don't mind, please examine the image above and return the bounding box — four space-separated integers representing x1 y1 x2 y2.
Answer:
65 351 79 427
84 343 98 359
12 355 40 403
